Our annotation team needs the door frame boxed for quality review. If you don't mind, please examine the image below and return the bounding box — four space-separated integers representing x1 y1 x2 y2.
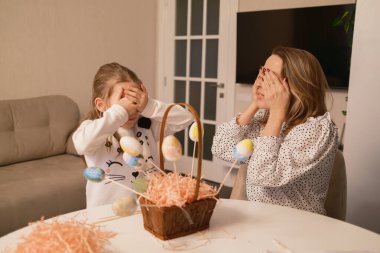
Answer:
156 0 239 185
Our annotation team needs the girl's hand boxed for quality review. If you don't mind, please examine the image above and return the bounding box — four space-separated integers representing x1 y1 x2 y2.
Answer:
261 69 290 121
117 96 138 117
124 83 149 112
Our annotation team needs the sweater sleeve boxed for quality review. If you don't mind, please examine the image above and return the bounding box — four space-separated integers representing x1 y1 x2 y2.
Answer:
211 110 266 163
141 98 194 140
72 104 129 155
246 113 338 192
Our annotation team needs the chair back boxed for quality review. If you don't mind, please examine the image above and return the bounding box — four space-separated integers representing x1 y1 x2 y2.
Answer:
325 149 347 221
230 164 248 200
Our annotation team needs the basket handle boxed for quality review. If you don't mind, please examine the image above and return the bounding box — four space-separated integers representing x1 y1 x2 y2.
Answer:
159 103 202 201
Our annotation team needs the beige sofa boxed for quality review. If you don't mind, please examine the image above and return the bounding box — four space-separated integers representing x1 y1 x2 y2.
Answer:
0 95 86 236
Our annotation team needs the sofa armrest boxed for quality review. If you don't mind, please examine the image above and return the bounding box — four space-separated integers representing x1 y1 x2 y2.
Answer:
65 133 80 156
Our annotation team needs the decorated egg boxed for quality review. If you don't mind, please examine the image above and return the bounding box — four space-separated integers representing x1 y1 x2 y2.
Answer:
189 122 203 142
83 167 105 182
122 153 145 169
233 138 254 161
120 136 142 156
112 196 137 216
133 177 149 193
162 135 182 161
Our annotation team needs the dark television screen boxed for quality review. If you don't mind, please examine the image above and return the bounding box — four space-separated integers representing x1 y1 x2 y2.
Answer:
236 4 355 89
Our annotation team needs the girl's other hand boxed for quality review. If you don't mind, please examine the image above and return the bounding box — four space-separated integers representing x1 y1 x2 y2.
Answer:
117 96 139 118
124 83 149 112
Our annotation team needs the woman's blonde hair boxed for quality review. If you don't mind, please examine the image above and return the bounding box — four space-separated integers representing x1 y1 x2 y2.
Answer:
85 62 142 120
272 46 330 133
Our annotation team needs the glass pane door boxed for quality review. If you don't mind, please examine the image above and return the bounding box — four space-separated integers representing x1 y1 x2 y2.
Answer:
173 0 220 164
158 0 237 183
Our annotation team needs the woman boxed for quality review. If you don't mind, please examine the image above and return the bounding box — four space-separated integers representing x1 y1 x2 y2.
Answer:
212 46 338 214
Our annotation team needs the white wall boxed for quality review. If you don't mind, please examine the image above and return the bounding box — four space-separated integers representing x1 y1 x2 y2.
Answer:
344 0 380 233
0 0 157 116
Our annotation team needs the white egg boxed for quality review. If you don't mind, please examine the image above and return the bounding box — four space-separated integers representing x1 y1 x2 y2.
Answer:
120 136 142 156
112 196 137 216
235 139 254 158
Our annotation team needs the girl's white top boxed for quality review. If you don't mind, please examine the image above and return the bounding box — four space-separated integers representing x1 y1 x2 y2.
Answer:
72 98 193 207
212 110 338 214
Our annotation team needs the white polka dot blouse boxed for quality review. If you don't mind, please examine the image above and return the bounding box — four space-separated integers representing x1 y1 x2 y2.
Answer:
212 110 339 214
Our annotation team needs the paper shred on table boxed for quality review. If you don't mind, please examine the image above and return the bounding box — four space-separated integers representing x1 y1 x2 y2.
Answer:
11 218 116 253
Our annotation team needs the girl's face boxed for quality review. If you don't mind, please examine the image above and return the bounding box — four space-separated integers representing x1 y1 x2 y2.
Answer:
255 54 283 108
107 81 140 128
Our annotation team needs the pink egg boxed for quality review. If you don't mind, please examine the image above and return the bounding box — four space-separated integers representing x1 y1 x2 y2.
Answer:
162 135 182 161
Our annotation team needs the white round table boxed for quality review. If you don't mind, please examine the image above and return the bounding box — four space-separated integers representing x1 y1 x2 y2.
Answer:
1 199 379 252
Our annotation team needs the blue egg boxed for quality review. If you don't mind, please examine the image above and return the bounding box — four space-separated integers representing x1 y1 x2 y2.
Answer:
233 147 249 161
83 167 105 182
123 153 145 169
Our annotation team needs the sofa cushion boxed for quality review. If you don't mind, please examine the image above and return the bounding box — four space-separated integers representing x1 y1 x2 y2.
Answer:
0 95 79 166
0 154 86 236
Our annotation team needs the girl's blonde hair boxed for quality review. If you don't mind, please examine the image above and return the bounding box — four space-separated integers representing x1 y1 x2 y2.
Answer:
272 46 330 134
86 62 142 120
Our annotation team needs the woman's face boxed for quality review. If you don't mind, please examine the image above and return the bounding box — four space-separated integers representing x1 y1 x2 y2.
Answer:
255 54 283 108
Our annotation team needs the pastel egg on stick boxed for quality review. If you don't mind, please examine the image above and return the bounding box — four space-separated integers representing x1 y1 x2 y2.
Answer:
120 136 142 156
83 167 154 202
189 122 203 142
122 153 145 169
133 177 149 193
112 196 137 216
162 135 182 162
83 167 105 182
233 138 254 161
217 139 254 194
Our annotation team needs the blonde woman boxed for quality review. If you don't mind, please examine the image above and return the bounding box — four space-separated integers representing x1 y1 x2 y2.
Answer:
212 46 338 214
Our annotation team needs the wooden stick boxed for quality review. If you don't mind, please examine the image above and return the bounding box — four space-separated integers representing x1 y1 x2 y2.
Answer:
173 161 181 194
190 142 197 178
146 159 166 175
217 159 237 194
93 215 124 224
173 161 178 175
105 176 153 202
273 239 293 253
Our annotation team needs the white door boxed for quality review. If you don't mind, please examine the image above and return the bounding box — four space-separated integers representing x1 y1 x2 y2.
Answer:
157 0 238 183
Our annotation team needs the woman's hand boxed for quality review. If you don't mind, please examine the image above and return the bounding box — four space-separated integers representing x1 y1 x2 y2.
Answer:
124 83 149 112
261 69 290 122
260 69 290 137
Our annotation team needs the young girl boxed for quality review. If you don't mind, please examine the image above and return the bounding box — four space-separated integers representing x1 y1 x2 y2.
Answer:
212 46 338 215
73 63 193 207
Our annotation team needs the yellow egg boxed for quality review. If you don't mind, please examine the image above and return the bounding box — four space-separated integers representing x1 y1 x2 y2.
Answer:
120 136 142 156
236 138 254 158
189 122 203 142
162 135 182 161
112 196 137 216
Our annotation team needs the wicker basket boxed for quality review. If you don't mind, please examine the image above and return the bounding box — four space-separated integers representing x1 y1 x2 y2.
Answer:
139 103 218 240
